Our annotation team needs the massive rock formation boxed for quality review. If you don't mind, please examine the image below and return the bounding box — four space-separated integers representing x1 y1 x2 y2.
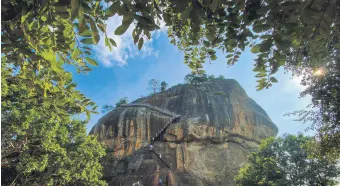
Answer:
90 79 278 186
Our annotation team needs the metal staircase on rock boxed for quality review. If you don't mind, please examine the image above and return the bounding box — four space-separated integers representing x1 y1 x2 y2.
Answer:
118 104 181 169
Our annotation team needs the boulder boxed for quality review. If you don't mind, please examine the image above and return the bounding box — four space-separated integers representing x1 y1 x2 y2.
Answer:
90 79 278 186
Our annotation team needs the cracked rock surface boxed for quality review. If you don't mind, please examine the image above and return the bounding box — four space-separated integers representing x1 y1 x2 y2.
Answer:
90 79 278 186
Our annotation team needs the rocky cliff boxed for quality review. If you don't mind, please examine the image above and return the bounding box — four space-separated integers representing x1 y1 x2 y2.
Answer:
90 79 278 186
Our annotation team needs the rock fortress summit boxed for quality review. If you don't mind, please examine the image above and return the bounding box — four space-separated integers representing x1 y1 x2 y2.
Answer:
90 79 278 186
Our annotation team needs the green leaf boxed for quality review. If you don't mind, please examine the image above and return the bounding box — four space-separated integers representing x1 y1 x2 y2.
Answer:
303 8 320 18
80 2 91 12
270 77 278 83
205 33 216 41
105 1 120 17
203 40 211 47
207 49 215 54
138 38 144 50
226 54 233 58
105 37 110 47
163 14 172 25
144 30 151 39
133 15 154 26
80 38 94 44
302 8 321 24
109 38 117 47
212 38 223 46
114 23 131 35
66 83 77 90
190 9 199 30
79 30 92 37
88 18 100 44
86 57 98 66
256 6 270 15
210 0 221 11
274 34 290 50
256 86 264 91
260 39 273 52
253 24 272 33
122 14 133 25
171 0 188 13
255 73 267 78
78 7 87 33
319 21 330 36
41 51 56 62
21 9 32 23
97 24 106 33
281 3 302 12
71 48 81 59
71 0 79 20
251 45 261 53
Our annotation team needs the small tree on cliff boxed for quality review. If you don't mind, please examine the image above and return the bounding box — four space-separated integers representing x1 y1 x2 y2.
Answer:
101 104 115 114
116 97 128 107
160 81 168 92
101 97 129 114
217 75 225 80
235 134 339 186
184 73 208 85
208 75 215 81
148 79 160 93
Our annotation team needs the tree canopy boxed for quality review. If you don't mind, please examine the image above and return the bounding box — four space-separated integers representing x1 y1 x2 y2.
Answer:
287 59 340 158
115 97 129 107
3 0 338 89
184 73 225 85
1 60 106 185
101 104 115 114
160 81 168 92
184 73 208 85
148 79 160 93
235 134 339 186
101 97 129 114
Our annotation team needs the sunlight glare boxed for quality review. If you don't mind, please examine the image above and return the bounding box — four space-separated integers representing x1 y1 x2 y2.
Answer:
313 68 325 76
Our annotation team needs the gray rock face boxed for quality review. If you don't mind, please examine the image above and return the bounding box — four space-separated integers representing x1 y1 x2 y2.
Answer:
90 79 278 186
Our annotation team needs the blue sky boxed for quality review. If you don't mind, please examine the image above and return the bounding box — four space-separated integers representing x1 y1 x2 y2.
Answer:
70 17 313 136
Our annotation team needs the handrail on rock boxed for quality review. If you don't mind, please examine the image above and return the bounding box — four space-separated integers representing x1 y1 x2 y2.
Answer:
118 103 181 171
120 103 180 118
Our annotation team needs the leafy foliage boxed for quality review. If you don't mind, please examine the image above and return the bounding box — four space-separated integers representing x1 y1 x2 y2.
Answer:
160 81 168 92
4 0 337 90
148 79 160 93
115 97 129 107
235 134 339 186
2 0 109 184
208 75 215 80
101 105 115 114
2 0 340 177
286 59 340 158
217 75 225 80
184 73 208 85
1 61 106 185
100 97 128 114
184 73 226 85
163 0 339 90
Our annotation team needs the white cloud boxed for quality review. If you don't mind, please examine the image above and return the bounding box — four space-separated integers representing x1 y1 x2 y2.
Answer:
93 16 167 67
